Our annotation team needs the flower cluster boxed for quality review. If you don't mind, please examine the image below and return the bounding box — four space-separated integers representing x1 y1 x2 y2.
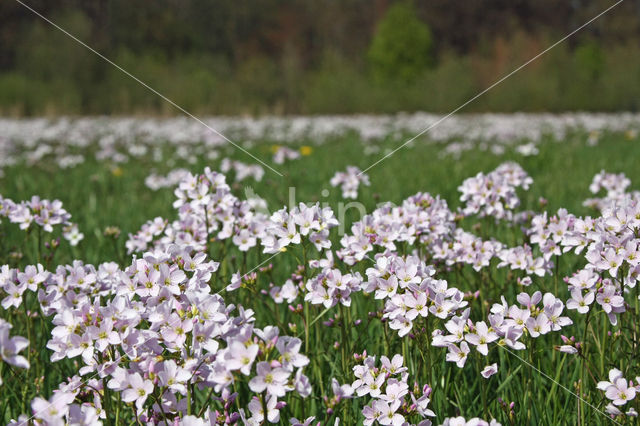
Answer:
220 158 265 182
1 114 639 178
16 380 99 426
598 368 639 418
128 167 248 253
338 192 456 265
330 166 370 199
261 203 339 254
559 198 640 324
0 195 83 246
458 162 532 220
433 229 502 272
129 168 339 257
272 146 301 164
526 208 575 261
0 318 29 384
0 263 47 310
364 254 466 337
496 244 548 278
441 418 501 426
305 267 363 308
9 244 313 425
583 170 638 210
434 290 572 368
337 189 549 282
8 159 640 424
145 168 191 191
351 354 434 425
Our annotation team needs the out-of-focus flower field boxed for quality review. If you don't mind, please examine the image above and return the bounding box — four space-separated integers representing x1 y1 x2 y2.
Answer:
1 113 640 425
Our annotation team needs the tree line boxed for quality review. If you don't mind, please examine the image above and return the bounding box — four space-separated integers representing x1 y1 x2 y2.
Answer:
1 0 639 115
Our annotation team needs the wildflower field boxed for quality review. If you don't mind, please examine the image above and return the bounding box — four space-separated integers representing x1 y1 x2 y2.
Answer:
1 114 640 425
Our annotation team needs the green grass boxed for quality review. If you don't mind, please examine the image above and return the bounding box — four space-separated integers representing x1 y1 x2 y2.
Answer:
1 130 639 424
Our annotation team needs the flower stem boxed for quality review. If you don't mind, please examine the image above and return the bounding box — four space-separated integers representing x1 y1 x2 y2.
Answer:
339 304 348 377
187 382 192 415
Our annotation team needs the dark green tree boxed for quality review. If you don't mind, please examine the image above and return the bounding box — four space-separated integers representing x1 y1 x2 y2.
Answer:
574 41 605 81
368 1 433 83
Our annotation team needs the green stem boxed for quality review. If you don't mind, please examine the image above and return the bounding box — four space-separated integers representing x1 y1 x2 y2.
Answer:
554 254 559 296
22 301 32 367
304 302 310 354
635 284 639 353
204 205 211 256
187 382 192 415
115 392 121 426
36 227 42 264
477 354 488 419
339 304 348 378
580 309 592 424
103 375 112 426
112 238 124 267
197 387 215 417
261 393 268 424
402 337 410 374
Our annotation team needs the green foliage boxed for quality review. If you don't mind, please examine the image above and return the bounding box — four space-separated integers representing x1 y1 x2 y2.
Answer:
14 10 95 113
303 51 375 114
0 73 46 115
367 1 434 83
1 5 640 115
574 40 605 81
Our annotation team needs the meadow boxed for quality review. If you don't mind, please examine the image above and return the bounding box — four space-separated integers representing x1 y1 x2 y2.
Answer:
0 114 639 425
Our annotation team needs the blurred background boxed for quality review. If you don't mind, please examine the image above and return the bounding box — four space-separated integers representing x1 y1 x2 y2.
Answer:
1 0 639 116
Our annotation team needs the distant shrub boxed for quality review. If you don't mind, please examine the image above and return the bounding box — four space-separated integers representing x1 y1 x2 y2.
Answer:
302 51 376 114
367 1 434 83
574 41 605 81
0 73 45 115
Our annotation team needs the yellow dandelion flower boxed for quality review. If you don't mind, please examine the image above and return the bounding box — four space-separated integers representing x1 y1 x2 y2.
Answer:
300 146 313 156
111 167 123 177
